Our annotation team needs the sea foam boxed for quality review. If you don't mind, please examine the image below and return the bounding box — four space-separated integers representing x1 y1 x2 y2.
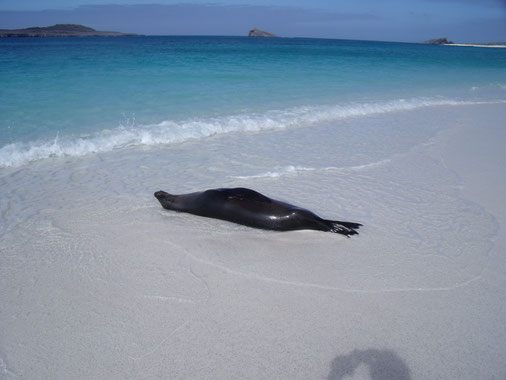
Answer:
0 97 490 168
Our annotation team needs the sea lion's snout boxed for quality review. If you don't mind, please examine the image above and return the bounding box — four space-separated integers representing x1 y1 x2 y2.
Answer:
154 190 179 210
154 190 169 199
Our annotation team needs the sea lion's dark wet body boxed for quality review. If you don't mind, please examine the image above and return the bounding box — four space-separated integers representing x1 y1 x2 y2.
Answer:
154 187 361 236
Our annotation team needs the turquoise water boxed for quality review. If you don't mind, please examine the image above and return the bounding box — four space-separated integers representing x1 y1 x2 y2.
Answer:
1 36 505 167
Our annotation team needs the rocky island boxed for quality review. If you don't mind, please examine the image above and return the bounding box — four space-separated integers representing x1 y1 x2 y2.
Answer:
421 37 454 45
248 28 278 37
0 24 139 37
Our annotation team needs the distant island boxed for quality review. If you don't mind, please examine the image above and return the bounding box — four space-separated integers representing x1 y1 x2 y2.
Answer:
248 28 278 37
421 37 506 48
421 37 454 45
0 24 139 37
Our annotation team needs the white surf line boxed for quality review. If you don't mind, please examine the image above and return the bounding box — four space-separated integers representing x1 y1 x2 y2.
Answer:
142 268 211 305
160 239 484 294
142 295 197 303
128 319 192 361
228 159 393 180
129 268 210 361
0 355 18 378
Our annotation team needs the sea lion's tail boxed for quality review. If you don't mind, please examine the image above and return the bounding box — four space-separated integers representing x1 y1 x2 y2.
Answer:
325 220 362 237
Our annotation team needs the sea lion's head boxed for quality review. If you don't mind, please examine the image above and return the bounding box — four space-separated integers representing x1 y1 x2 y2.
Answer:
154 190 180 211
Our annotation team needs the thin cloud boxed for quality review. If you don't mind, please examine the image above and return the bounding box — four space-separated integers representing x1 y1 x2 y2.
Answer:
0 3 378 36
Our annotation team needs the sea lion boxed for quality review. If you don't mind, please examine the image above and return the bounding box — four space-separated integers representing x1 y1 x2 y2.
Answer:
154 187 361 236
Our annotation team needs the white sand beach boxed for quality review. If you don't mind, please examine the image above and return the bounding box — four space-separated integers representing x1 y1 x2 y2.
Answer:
1 102 505 379
444 43 506 48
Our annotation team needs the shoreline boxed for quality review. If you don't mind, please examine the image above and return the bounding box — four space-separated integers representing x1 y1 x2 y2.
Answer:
1 98 503 169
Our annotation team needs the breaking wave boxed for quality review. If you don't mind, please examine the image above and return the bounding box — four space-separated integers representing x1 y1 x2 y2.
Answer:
0 97 491 167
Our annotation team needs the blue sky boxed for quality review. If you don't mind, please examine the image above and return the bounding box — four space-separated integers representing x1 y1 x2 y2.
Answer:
1 0 505 42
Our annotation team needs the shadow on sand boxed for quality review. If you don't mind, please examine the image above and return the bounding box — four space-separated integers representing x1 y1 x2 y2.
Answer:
327 348 411 380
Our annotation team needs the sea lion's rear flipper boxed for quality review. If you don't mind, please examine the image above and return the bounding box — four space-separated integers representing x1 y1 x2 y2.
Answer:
325 220 361 237
333 220 362 230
